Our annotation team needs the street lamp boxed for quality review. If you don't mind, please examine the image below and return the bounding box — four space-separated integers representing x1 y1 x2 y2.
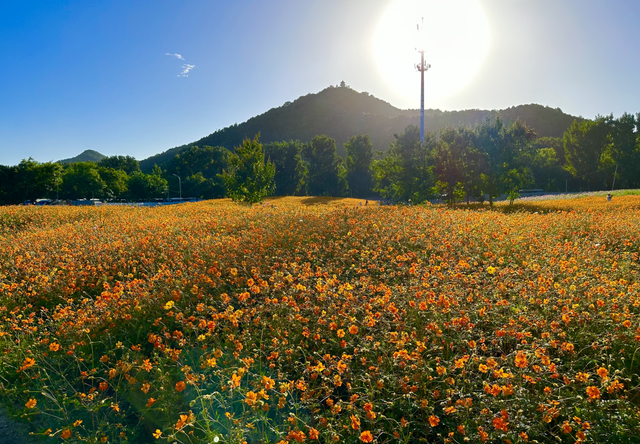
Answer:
172 174 182 200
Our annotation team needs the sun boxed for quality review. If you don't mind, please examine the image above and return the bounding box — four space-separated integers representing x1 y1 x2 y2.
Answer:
374 0 490 104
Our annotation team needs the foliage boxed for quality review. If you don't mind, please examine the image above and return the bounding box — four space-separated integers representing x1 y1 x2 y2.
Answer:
98 155 141 176
126 170 168 200
303 135 347 197
1 196 640 443
221 135 275 204
373 125 434 203
263 141 308 196
60 161 106 199
139 88 580 171
344 134 374 198
164 145 231 199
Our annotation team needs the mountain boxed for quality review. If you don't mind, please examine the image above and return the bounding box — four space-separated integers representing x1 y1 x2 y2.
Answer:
140 86 582 171
58 149 106 164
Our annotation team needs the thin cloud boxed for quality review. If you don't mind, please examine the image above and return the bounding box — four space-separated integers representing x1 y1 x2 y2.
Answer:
165 53 185 60
178 64 196 77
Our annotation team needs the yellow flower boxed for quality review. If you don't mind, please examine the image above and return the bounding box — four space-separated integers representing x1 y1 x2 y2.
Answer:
152 429 162 439
25 398 37 409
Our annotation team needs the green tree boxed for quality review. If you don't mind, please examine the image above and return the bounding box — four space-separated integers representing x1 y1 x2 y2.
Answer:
529 148 567 191
12 159 63 202
126 172 168 201
263 141 308 196
221 135 275 204
98 167 129 200
373 125 434 203
435 127 487 204
98 155 141 175
344 134 373 198
602 113 640 189
303 135 347 197
165 146 230 198
476 118 536 203
563 117 611 189
60 162 105 199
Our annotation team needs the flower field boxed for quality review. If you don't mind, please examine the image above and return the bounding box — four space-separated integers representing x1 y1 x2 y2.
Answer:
1 196 639 443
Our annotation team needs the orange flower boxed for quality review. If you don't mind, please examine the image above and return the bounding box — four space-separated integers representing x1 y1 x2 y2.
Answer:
597 367 609 380
515 351 528 369
350 414 361 429
349 325 358 334
360 430 374 442
262 375 275 389
146 397 156 408
308 428 319 440
175 414 188 430
586 386 601 399
61 429 72 439
245 391 258 406
230 372 241 388
25 398 37 409
175 381 187 392
337 329 346 338
99 381 109 391
429 415 440 427
19 357 36 372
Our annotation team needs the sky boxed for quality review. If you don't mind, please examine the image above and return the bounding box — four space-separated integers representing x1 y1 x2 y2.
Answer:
1 0 639 166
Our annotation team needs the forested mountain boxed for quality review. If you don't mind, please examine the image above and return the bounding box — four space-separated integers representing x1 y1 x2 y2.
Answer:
58 149 106 164
140 85 581 171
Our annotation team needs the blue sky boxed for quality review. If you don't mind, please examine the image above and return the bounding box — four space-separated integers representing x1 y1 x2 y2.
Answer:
1 0 639 165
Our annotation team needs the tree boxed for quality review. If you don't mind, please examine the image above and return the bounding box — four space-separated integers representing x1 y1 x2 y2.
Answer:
126 171 168 201
98 167 129 200
602 113 640 189
303 135 347 197
374 125 434 203
263 141 308 196
434 127 486 204
221 135 275 204
344 134 373 198
60 162 105 199
563 117 611 189
476 117 536 204
165 145 230 198
98 155 140 175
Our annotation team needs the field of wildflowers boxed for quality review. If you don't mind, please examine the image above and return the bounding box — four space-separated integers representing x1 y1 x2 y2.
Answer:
0 195 639 443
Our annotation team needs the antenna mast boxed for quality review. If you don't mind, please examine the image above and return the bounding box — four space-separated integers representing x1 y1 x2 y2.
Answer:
415 18 431 146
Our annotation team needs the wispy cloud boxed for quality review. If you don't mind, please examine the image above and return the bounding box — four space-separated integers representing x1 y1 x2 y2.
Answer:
166 52 195 77
178 64 196 77
165 53 184 60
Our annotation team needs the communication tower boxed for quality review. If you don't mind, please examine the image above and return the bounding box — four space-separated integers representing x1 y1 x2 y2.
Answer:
415 18 431 146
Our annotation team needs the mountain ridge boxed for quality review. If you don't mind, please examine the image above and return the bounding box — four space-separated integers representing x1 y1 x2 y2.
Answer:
135 86 584 171
58 149 106 164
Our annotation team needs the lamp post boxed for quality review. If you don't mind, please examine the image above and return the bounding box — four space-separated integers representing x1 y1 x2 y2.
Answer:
172 174 182 200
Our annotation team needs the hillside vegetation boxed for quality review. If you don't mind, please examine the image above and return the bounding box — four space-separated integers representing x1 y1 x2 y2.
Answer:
139 86 580 171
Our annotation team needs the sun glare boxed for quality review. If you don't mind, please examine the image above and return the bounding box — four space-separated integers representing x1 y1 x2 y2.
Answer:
374 0 490 104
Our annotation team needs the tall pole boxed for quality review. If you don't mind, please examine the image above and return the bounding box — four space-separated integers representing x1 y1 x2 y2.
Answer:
415 19 430 146
420 50 425 145
611 163 618 191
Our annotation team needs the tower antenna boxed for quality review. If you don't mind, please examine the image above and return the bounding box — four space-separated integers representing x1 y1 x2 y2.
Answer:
415 17 431 146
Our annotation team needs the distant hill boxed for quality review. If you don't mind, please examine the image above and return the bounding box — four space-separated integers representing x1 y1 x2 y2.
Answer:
140 86 582 171
58 149 106 164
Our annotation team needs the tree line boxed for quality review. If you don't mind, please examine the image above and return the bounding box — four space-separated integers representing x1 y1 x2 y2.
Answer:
1 112 638 205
